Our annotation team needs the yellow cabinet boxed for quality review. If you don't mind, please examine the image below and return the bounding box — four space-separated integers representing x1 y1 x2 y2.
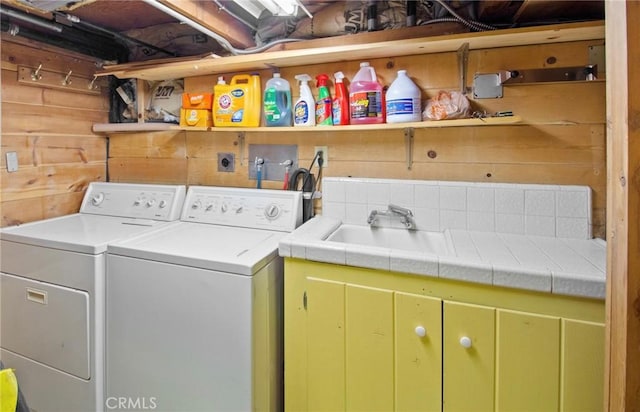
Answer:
496 310 561 411
301 277 443 412
561 319 605 411
395 292 442 412
443 301 495 411
284 259 605 412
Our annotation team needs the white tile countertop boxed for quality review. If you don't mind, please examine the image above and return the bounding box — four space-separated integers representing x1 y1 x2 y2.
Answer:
278 215 606 299
278 177 606 299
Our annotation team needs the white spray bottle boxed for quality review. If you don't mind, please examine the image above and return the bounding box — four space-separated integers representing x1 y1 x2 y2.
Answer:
294 74 315 126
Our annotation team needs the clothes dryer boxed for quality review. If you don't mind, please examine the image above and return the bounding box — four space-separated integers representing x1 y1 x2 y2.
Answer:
0 182 186 412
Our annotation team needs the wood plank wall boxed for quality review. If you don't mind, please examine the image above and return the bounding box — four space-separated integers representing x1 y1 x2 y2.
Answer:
1 37 108 227
106 39 606 238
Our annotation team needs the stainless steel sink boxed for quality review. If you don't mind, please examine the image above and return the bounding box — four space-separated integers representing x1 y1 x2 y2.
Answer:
325 224 451 256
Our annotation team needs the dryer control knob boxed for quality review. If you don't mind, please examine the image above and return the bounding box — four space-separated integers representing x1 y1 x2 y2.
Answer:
158 200 168 209
91 192 105 206
191 201 201 210
146 199 156 208
265 204 281 220
220 203 228 213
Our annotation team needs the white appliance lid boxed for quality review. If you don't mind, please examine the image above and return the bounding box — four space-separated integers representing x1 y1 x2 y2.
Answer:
107 222 286 275
0 214 171 254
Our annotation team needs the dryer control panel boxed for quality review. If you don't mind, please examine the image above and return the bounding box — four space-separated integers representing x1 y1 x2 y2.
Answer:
80 183 186 221
182 186 303 232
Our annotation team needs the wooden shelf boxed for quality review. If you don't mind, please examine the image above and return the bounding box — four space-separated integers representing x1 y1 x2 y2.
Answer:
97 21 604 81
92 122 207 133
93 115 522 134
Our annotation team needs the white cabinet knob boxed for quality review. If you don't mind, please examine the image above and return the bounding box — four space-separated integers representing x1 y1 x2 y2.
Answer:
459 336 472 348
415 326 426 337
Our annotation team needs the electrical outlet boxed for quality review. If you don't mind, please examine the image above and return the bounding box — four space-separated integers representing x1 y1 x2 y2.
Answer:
217 152 235 172
314 146 328 168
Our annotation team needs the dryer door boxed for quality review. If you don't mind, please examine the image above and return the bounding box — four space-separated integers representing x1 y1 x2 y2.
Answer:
0 273 91 379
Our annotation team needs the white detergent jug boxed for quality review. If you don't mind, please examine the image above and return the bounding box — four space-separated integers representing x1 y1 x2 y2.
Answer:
386 69 422 123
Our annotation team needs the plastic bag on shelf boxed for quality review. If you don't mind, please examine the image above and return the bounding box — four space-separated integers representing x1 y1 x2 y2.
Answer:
423 90 470 120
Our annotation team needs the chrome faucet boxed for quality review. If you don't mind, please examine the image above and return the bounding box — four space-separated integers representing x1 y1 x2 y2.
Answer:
367 204 416 229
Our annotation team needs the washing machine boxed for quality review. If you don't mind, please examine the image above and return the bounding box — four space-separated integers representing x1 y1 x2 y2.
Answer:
0 182 186 412
105 186 302 412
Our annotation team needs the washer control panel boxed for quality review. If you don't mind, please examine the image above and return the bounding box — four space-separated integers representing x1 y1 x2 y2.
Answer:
80 182 186 221
182 186 303 232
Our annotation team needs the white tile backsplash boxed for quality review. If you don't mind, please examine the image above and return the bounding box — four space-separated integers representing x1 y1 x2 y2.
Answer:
414 183 440 209
525 190 556 216
390 183 415 207
557 190 589 218
322 201 346 221
495 188 525 214
367 182 391 205
440 210 467 231
467 211 495 232
439 185 467 210
496 213 525 235
525 215 556 237
322 177 592 239
345 203 368 225
468 187 495 212
345 180 367 204
322 179 345 203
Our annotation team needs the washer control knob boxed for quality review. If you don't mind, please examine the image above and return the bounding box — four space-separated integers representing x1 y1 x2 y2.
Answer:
134 197 143 206
158 200 168 209
91 192 105 206
191 201 202 210
206 203 214 212
220 203 228 213
146 199 156 208
265 204 280 220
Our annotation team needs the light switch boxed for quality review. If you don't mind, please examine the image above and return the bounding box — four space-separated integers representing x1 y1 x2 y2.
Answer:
6 152 18 172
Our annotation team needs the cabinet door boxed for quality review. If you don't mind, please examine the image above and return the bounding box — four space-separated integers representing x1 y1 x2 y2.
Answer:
306 277 346 411
345 284 395 412
443 301 496 412
395 292 442 412
561 319 605 411
496 309 561 411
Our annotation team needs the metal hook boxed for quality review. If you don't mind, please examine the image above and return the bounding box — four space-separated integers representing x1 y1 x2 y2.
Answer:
31 63 42 81
88 75 98 90
62 70 73 86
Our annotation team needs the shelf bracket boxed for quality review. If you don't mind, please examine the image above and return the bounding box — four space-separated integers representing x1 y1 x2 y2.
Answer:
457 42 469 95
238 132 246 166
404 127 414 170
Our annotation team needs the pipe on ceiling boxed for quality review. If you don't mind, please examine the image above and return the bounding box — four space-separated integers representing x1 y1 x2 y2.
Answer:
0 6 62 32
141 0 303 56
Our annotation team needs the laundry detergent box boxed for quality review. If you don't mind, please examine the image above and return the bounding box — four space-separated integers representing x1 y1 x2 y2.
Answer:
180 108 213 127
213 74 261 127
182 92 213 109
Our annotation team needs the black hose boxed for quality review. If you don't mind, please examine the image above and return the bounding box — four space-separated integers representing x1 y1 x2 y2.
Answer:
288 150 324 222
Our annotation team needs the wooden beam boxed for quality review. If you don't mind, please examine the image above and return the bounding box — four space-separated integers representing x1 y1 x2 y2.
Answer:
159 0 255 49
605 0 640 410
